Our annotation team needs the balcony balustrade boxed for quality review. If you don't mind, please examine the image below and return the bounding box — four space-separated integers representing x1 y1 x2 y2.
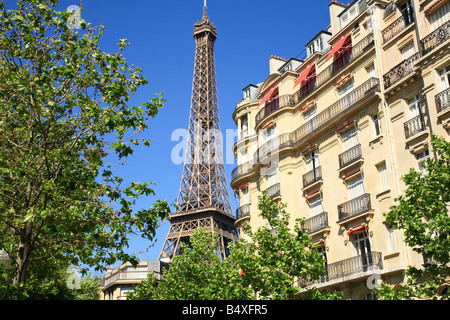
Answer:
381 8 415 44
383 52 420 89
255 94 295 127
302 166 322 188
267 183 281 199
338 144 362 169
315 33 374 89
324 251 383 282
231 162 253 184
404 114 426 139
337 193 372 222
236 204 251 220
301 212 328 234
298 251 383 286
435 88 450 113
420 20 450 56
253 78 380 165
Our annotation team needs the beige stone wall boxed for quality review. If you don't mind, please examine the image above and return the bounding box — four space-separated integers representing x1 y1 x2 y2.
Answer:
231 0 450 299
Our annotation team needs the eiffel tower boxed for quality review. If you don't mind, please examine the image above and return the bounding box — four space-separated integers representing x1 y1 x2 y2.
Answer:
159 1 238 263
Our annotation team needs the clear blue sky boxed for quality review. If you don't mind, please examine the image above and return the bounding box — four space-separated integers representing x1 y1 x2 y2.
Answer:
6 0 333 266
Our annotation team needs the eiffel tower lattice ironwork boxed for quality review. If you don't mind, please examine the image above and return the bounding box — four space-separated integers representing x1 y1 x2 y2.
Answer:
158 3 238 263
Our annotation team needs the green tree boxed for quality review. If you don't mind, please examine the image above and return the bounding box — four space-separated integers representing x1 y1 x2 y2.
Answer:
375 135 449 300
129 193 342 300
0 0 170 297
128 228 253 300
230 192 341 300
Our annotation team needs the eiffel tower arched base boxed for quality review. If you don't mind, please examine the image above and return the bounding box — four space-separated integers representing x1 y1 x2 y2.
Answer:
158 208 238 263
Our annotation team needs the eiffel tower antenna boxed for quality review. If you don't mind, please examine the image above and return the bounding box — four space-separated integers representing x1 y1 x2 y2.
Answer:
159 3 237 263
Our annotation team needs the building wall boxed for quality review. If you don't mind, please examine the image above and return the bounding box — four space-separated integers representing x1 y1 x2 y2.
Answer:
231 0 449 300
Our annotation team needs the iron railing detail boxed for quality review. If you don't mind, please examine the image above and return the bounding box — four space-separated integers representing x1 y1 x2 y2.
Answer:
253 78 380 165
231 162 253 183
325 251 383 282
339 144 362 169
236 204 251 220
435 88 450 113
382 8 415 44
302 166 323 188
301 212 329 234
420 20 450 56
255 94 295 127
338 193 372 221
404 114 426 139
383 52 420 89
267 183 281 199
315 33 374 88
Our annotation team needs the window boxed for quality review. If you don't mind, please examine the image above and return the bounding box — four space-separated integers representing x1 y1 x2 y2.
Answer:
347 174 366 200
377 162 389 191
244 88 251 99
400 0 414 25
439 65 450 90
242 187 249 205
240 148 248 164
240 116 248 139
303 106 317 122
416 150 430 174
352 232 372 260
265 125 277 142
408 95 423 119
266 165 279 187
366 64 375 79
401 42 416 60
372 113 382 137
305 150 320 172
429 1 450 30
339 80 355 109
385 224 397 252
309 195 324 217
341 126 359 151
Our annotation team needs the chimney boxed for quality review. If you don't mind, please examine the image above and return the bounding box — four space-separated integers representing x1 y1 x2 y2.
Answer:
269 55 286 75
328 0 348 36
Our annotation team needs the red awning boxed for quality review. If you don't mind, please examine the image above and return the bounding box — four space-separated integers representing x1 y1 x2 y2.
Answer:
347 224 368 235
294 64 315 88
326 34 351 60
258 87 278 107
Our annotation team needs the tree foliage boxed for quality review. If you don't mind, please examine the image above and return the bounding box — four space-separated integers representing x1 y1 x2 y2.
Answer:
129 193 343 300
375 135 449 300
0 0 170 296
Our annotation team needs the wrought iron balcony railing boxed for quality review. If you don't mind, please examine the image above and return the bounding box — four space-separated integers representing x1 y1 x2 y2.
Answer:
420 20 450 56
255 94 295 127
383 52 420 90
315 33 374 88
325 251 383 282
267 183 281 199
382 8 415 44
338 193 372 222
298 251 383 286
236 204 251 220
301 212 328 234
253 78 380 165
302 166 322 188
338 143 362 169
292 33 374 108
404 114 426 139
435 88 450 113
231 162 253 183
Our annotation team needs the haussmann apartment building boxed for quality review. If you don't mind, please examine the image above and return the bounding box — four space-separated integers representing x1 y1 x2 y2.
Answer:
231 0 450 300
